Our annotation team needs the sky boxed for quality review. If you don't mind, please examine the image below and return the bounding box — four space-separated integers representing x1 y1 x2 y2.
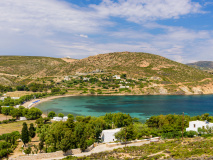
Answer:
0 0 213 63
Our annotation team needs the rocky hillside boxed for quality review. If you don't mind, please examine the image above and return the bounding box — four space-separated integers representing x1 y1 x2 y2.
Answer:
1 52 213 95
68 52 212 83
187 61 213 71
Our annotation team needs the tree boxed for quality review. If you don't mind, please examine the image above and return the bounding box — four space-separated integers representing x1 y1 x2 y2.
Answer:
58 113 64 118
115 125 136 142
1 107 11 115
51 88 61 93
35 118 44 128
60 130 74 153
198 127 206 135
48 111 56 119
121 74 127 79
39 141 44 153
24 147 32 155
66 117 75 129
21 122 29 146
67 114 74 119
26 108 42 120
29 123 36 138
10 108 22 119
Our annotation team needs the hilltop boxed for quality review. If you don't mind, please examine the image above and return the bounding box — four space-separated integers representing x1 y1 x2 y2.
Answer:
1 52 213 95
187 61 213 71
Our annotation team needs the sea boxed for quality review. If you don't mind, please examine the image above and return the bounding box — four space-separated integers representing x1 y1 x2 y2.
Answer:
36 95 213 122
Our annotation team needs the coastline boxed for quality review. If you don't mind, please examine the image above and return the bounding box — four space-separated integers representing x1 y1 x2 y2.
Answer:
22 92 209 110
22 94 79 109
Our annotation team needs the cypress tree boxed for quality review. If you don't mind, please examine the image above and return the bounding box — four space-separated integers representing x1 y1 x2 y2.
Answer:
21 122 29 146
29 123 36 138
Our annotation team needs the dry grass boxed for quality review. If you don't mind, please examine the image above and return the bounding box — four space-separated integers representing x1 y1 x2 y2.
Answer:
0 120 36 134
0 114 13 121
4 91 39 97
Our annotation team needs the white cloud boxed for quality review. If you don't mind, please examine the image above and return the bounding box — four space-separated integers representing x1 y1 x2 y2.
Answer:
80 34 88 38
91 0 203 23
0 0 112 35
0 0 212 64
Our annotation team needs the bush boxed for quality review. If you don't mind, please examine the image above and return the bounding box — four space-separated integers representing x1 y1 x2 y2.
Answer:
86 139 95 147
201 134 213 139
184 131 197 138
161 131 182 139
48 111 56 118
58 113 64 118
2 120 9 124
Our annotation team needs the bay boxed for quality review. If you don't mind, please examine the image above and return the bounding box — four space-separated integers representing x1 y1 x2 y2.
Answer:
36 95 213 122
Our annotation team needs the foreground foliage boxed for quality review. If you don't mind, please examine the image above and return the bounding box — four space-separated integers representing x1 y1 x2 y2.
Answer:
37 113 134 153
0 131 20 159
64 138 213 160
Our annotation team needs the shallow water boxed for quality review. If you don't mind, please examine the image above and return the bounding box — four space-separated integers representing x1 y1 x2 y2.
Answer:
36 95 213 122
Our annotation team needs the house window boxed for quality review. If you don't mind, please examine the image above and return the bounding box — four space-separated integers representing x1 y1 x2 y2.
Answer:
194 124 196 128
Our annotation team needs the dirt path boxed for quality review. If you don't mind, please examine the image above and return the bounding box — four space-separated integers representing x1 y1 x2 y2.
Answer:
9 142 23 159
73 140 150 157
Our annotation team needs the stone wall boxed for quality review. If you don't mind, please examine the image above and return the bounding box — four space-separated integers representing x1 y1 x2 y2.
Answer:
10 151 64 160
10 148 82 160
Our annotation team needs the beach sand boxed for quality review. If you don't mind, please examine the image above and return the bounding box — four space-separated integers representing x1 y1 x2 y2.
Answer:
22 94 79 108
22 94 79 117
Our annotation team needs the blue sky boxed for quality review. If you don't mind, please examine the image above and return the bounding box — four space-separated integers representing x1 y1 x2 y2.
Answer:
0 0 213 63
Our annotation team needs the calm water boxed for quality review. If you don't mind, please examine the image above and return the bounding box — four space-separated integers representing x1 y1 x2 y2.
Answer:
36 95 213 122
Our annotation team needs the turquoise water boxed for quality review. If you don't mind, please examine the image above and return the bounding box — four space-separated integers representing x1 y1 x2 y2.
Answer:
36 95 213 122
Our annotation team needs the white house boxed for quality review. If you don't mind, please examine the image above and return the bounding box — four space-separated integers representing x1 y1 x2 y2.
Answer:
83 77 90 81
186 120 213 132
0 97 20 101
52 116 68 122
120 86 130 89
64 76 70 81
20 117 27 121
113 75 121 80
100 128 121 143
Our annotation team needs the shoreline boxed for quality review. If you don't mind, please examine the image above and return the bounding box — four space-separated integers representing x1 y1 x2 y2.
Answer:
22 92 211 110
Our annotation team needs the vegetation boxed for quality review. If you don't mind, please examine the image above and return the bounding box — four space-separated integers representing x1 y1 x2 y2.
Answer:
187 61 213 71
63 138 213 160
21 122 30 146
0 52 213 95
0 131 20 159
36 113 134 152
1 111 213 159
0 106 42 120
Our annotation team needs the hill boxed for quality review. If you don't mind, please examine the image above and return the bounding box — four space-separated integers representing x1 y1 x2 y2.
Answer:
68 52 212 83
1 52 213 95
187 61 213 71
0 56 70 77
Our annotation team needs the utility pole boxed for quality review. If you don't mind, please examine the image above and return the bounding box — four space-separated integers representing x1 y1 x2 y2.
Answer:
125 126 127 147
6 134 8 160
182 112 184 141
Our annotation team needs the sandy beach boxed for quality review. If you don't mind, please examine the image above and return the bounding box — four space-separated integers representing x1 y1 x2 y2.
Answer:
22 94 79 109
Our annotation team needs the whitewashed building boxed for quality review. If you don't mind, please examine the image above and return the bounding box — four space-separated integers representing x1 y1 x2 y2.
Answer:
186 120 213 132
20 117 27 121
64 76 71 81
120 86 130 89
83 77 90 81
100 128 121 143
52 116 68 122
113 75 121 80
